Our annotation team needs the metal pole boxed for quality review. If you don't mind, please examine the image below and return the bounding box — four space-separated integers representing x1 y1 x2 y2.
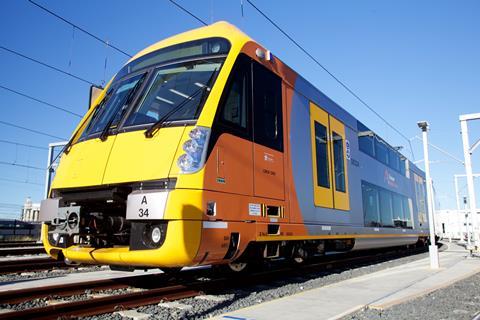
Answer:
454 176 462 243
44 145 55 199
454 175 461 215
464 196 471 246
460 118 478 250
418 121 439 268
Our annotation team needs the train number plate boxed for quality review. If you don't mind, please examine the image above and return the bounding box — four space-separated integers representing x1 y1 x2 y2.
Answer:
126 191 168 220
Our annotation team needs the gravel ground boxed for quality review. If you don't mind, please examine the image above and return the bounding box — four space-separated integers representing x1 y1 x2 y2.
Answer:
81 250 431 320
344 272 480 320
0 265 106 283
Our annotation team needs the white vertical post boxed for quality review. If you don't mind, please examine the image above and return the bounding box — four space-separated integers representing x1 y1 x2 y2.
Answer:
454 175 461 215
454 176 461 242
464 196 471 246
460 114 479 250
43 141 68 200
418 121 439 269
44 145 55 200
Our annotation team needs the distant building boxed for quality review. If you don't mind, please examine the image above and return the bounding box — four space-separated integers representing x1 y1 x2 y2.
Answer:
435 209 480 240
21 197 40 222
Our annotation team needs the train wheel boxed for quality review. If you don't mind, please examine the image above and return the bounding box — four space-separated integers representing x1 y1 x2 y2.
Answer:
213 261 250 274
227 261 248 273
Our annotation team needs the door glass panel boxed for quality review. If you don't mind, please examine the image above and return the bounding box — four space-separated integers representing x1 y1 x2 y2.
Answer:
314 121 330 188
392 193 404 227
332 131 345 192
252 63 283 151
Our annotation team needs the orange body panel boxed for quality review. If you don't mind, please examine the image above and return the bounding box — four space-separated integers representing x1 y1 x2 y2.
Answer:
253 145 285 200
204 133 253 195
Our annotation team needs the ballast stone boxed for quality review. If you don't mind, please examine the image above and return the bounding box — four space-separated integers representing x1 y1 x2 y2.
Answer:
194 295 228 302
115 309 151 320
158 301 193 310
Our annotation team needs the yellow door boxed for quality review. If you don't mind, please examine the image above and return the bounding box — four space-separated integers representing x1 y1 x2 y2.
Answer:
309 102 350 210
309 102 333 208
329 115 350 211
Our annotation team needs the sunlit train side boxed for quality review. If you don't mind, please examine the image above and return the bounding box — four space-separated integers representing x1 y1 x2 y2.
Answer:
40 21 429 272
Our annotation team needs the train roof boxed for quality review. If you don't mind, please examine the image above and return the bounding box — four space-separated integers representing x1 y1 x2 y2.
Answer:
128 21 421 174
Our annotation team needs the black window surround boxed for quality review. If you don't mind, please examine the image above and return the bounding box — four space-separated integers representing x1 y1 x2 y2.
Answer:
361 180 413 229
209 53 284 156
357 120 407 176
76 40 231 143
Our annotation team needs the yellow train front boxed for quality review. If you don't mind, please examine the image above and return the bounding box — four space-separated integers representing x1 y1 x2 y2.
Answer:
41 21 429 272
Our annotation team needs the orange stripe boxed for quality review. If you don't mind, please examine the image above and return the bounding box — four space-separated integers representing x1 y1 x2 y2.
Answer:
256 233 425 242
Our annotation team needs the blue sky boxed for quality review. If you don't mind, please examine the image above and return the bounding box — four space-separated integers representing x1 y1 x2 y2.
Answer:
0 0 478 218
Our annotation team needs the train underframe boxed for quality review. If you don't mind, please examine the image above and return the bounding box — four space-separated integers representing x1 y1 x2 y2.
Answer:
42 185 427 273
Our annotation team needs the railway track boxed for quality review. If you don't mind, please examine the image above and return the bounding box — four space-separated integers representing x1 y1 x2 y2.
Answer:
0 245 429 319
0 242 41 248
0 246 45 257
0 257 68 275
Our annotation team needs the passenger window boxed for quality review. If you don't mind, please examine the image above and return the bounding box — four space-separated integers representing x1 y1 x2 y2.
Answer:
392 194 404 227
252 62 283 152
314 122 330 188
375 139 389 165
362 182 380 227
358 121 374 157
379 189 393 227
389 149 400 172
332 132 346 192
414 174 428 226
403 197 413 228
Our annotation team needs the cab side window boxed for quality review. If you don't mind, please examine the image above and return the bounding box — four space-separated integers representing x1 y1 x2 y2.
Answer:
221 68 248 129
216 54 251 137
252 62 283 152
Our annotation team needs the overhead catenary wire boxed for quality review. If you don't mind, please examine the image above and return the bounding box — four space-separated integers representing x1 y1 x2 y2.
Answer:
0 120 66 140
0 139 48 150
0 45 97 86
0 85 82 118
28 0 132 58
0 177 44 187
0 160 44 171
245 0 415 160
169 0 208 26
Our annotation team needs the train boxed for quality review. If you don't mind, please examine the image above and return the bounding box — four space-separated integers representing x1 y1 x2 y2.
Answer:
40 21 429 273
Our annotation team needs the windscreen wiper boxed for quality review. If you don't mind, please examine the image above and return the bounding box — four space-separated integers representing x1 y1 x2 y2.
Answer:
99 74 146 141
62 89 113 153
144 70 218 138
46 88 112 173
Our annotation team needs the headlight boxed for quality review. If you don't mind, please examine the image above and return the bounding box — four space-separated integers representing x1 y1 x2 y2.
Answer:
151 227 162 244
177 126 210 173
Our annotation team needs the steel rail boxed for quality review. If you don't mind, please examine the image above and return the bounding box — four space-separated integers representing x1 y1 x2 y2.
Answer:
0 257 67 275
0 273 162 304
0 242 41 248
0 284 201 320
0 245 430 319
0 247 45 256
